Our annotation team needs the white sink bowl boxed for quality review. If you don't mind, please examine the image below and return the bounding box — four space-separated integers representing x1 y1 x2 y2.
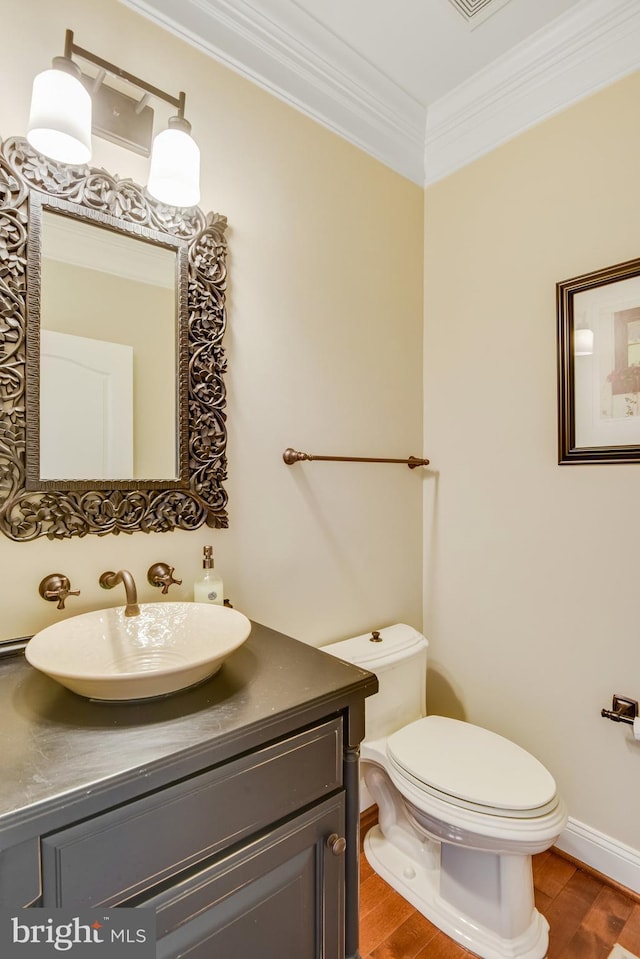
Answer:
25 603 252 701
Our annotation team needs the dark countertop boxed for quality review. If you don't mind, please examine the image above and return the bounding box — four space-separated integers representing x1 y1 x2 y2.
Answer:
0 620 377 843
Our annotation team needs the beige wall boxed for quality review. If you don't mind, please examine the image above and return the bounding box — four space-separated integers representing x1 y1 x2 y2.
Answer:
424 73 640 851
42 260 176 478
0 0 423 642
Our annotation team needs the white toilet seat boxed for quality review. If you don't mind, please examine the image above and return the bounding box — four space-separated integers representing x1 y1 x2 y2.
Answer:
386 715 559 819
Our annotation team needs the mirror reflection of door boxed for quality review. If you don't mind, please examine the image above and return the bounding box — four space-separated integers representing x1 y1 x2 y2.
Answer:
39 210 178 481
40 330 133 480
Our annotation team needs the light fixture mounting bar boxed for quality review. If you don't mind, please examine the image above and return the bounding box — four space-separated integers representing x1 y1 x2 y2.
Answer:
63 29 185 117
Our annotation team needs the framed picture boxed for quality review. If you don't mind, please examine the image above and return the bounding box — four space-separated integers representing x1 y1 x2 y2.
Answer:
557 256 640 464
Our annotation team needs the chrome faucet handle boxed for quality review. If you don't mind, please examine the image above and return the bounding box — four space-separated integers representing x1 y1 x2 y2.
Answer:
147 563 183 595
39 574 81 610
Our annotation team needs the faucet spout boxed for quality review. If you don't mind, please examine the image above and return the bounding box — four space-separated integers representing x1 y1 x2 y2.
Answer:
99 569 140 617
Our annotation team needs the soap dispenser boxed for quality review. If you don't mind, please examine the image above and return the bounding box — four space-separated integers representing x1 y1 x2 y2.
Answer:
194 546 224 605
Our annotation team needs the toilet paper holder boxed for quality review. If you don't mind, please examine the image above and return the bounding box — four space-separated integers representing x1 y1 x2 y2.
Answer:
601 694 638 725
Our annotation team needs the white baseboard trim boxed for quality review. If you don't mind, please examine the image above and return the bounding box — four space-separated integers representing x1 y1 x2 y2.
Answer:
555 817 640 894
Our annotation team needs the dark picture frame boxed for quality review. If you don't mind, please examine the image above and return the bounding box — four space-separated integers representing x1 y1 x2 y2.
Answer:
557 256 640 464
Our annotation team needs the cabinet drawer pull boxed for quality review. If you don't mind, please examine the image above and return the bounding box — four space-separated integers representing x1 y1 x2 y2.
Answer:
326 833 346 856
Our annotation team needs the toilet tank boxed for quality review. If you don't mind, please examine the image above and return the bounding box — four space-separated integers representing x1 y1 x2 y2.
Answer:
322 624 428 742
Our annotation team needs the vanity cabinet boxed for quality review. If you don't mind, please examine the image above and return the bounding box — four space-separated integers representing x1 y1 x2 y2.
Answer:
147 796 345 959
0 621 377 958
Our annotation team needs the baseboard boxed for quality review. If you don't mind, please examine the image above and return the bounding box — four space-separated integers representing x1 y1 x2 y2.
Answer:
555 818 640 897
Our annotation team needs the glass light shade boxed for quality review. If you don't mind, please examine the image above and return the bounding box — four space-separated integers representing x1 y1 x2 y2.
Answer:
147 126 200 207
27 67 92 165
574 328 594 356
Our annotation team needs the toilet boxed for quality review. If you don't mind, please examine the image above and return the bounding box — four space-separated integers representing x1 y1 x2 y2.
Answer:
322 624 567 959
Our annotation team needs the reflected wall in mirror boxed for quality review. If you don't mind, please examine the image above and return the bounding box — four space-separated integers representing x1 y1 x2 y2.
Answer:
34 202 180 482
557 256 640 464
0 136 228 540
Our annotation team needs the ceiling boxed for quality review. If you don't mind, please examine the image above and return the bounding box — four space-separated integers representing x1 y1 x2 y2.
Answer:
284 0 583 107
120 0 640 184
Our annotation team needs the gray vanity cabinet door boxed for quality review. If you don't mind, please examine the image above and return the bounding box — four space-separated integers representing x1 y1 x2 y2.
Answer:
147 794 346 959
0 838 41 907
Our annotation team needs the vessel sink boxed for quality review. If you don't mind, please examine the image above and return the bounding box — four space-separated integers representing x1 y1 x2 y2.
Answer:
25 603 252 701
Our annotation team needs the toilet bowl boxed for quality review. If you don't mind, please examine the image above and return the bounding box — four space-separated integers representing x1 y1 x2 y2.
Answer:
322 624 567 959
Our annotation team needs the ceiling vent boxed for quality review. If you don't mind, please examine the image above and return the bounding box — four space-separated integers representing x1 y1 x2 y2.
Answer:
448 0 514 28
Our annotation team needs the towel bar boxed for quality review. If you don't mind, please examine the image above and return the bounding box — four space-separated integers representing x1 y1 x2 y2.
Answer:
282 448 429 469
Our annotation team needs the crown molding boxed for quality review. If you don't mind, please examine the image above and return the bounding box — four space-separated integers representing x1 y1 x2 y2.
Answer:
425 0 640 185
118 0 426 184
119 0 640 189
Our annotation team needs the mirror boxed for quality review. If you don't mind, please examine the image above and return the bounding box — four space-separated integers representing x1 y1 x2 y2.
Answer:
0 136 229 539
32 201 181 483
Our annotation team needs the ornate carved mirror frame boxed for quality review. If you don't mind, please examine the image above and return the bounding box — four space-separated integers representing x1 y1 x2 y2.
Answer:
0 136 228 540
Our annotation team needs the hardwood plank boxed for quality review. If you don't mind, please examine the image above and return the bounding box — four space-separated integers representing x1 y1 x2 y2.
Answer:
368 912 440 959
414 930 470 958
618 903 640 953
359 887 415 957
360 851 375 883
534 886 553 916
556 926 611 959
532 849 551 879
581 886 634 947
534 850 550 864
553 849 640 907
546 869 603 958
534 849 577 899
360 872 397 919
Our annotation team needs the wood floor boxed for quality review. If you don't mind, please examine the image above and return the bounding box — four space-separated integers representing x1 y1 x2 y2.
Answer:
358 815 640 959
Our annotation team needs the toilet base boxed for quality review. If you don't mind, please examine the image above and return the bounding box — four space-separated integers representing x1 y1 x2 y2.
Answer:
363 825 549 959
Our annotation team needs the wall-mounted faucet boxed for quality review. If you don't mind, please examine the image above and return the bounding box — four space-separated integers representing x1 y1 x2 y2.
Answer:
147 563 182 594
38 574 81 610
99 569 140 617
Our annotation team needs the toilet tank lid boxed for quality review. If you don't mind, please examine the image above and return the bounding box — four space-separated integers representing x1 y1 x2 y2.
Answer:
322 623 428 668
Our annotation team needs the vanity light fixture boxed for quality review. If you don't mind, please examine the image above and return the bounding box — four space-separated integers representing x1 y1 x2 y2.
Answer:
27 30 200 207
27 52 92 165
147 110 200 208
